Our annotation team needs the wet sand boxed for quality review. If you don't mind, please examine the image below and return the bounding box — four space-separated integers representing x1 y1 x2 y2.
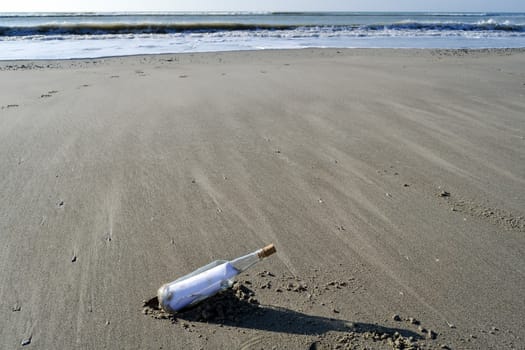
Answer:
1 49 524 349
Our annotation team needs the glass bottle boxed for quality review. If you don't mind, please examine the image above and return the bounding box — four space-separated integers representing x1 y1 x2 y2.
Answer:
157 244 276 313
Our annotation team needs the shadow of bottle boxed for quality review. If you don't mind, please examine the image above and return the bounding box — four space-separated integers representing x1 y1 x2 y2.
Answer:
155 285 422 340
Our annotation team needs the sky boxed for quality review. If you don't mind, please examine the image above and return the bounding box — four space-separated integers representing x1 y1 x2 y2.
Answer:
1 0 525 13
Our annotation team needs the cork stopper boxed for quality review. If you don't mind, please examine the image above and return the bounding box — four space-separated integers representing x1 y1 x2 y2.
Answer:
258 244 276 258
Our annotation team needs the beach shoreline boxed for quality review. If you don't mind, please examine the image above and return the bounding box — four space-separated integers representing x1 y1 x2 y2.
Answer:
1 48 524 349
1 47 525 65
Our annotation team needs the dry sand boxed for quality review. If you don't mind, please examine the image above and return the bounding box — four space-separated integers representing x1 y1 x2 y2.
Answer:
1 48 524 349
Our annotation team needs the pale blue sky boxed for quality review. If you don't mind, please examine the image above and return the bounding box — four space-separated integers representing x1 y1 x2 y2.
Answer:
2 0 525 13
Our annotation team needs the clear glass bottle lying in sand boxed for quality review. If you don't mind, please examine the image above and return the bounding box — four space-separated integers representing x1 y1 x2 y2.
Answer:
157 244 276 313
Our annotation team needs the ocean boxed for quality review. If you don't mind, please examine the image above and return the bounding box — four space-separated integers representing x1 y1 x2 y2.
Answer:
1 12 525 60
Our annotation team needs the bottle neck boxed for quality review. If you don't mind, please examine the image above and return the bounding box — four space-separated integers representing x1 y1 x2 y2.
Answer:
229 244 276 273
229 250 262 273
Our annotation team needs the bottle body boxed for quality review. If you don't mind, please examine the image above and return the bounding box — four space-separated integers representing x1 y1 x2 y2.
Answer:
157 244 276 313
158 260 238 313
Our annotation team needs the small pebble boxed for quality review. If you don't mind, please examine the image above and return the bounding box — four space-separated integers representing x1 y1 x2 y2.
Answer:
427 329 437 340
392 314 401 321
21 337 31 346
71 255 77 263
393 331 400 338
408 317 420 325
440 191 450 197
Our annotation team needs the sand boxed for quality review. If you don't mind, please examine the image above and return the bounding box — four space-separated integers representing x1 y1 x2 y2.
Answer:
1 48 524 349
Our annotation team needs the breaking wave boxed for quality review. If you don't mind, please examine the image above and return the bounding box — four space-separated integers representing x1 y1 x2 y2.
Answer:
1 20 524 37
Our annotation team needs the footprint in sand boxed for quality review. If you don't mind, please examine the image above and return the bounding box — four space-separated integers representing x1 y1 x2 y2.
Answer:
2 104 19 109
40 90 59 98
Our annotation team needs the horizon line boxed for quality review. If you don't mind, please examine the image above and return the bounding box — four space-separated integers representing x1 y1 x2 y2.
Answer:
2 10 525 15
